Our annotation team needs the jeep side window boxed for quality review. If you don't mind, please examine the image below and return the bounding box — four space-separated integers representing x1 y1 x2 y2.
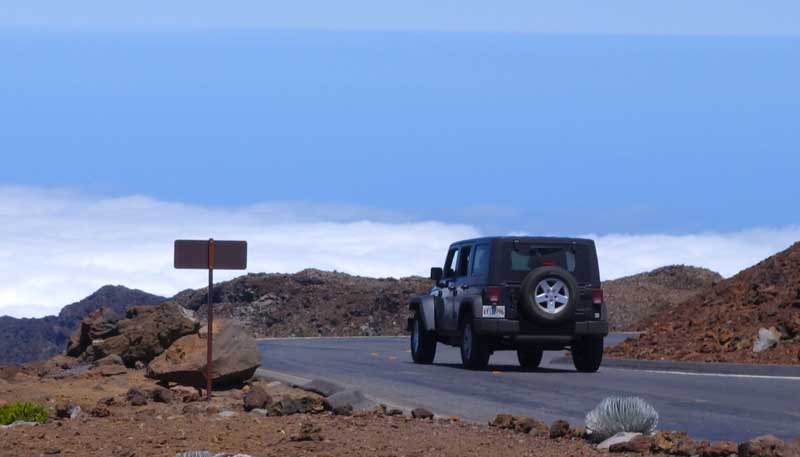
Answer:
471 244 489 276
444 248 459 278
456 246 472 277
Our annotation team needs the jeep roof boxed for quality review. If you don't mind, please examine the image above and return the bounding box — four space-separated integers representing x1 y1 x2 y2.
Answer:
445 236 600 286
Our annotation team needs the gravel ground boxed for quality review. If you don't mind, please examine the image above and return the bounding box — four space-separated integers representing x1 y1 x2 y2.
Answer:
0 367 600 457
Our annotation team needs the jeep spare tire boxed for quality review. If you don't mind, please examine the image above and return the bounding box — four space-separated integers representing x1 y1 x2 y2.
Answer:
519 266 578 324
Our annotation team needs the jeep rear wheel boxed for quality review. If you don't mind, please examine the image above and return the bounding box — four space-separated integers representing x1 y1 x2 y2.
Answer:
572 337 603 372
517 348 544 369
410 311 437 364
460 314 490 370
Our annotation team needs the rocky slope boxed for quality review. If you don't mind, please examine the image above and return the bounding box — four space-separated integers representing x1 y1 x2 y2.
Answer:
609 242 800 364
0 286 165 365
168 269 432 338
604 266 723 331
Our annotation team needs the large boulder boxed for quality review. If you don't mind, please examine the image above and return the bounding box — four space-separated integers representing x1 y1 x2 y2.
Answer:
80 303 198 366
146 320 261 388
65 306 120 357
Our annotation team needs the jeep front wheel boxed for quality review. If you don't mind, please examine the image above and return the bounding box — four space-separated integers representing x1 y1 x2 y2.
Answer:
460 314 490 370
572 337 603 372
410 311 437 364
517 348 544 369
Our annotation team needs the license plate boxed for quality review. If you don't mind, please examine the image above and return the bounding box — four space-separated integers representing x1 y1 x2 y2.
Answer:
482 305 505 318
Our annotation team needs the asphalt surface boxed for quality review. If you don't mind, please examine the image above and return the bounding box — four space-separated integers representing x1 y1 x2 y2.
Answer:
258 334 800 442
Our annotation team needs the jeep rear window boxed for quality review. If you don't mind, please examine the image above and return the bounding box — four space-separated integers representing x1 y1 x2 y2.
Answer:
501 243 588 282
510 248 575 272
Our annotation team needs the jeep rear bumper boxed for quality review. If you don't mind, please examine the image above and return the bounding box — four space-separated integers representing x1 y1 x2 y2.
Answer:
472 318 608 340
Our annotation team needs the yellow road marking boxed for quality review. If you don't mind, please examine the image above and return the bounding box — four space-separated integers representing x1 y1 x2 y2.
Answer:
371 352 380 357
387 356 398 361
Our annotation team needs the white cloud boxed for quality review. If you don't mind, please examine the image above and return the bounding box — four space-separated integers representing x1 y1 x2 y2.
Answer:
0 186 479 318
0 186 797 318
590 229 800 280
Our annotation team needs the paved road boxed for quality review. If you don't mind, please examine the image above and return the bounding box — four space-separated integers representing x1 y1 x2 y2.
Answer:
258 334 800 442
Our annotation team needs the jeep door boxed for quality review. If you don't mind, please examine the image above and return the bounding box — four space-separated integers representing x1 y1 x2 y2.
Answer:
436 246 460 334
462 243 490 320
447 244 473 332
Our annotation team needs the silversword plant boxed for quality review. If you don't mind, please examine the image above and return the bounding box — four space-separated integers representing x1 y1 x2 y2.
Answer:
585 396 659 441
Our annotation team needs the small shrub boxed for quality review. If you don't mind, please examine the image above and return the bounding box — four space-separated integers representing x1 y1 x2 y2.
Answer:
585 396 659 441
0 402 49 425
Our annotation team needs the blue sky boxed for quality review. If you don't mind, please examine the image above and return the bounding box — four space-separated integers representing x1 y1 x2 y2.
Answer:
1 2 799 316
2 30 798 235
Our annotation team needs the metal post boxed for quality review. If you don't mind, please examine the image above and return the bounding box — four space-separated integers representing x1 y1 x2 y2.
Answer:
207 239 215 402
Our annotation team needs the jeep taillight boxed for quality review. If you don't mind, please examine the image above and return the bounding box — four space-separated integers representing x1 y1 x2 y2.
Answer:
542 260 556 266
486 286 502 305
592 288 604 305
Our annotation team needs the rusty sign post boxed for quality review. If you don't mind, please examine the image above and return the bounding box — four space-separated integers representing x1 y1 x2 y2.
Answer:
174 239 247 402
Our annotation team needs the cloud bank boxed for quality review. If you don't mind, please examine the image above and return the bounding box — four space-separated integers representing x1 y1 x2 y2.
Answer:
0 186 798 318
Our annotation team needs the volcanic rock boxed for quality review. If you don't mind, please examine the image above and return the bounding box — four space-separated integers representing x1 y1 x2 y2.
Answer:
150 386 175 404
698 441 739 457
66 307 120 357
80 303 198 366
323 389 368 412
146 320 260 388
55 401 81 419
96 365 127 377
411 408 433 420
94 354 123 367
489 413 515 429
739 435 799 457
549 419 571 439
242 385 271 412
651 431 701 456
126 387 148 406
267 397 324 416
753 328 781 353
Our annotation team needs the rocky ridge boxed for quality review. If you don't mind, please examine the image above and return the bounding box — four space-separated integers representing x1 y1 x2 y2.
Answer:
604 265 723 331
168 269 432 338
0 286 165 365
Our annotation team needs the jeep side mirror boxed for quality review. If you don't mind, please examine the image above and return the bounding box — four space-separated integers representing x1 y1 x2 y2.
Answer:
430 267 443 282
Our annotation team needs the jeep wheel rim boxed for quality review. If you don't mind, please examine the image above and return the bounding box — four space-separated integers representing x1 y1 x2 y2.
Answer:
411 318 420 353
533 278 570 315
462 323 473 359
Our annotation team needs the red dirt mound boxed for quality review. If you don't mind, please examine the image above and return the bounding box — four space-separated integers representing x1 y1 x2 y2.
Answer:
604 265 722 331
609 242 800 364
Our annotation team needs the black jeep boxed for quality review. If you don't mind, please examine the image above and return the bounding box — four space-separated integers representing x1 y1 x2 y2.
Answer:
408 236 608 372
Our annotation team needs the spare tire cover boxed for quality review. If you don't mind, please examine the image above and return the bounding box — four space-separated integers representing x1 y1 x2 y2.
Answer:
519 266 579 324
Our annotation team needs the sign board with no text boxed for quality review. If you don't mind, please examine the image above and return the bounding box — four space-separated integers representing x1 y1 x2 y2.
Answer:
174 240 248 270
173 238 248 402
